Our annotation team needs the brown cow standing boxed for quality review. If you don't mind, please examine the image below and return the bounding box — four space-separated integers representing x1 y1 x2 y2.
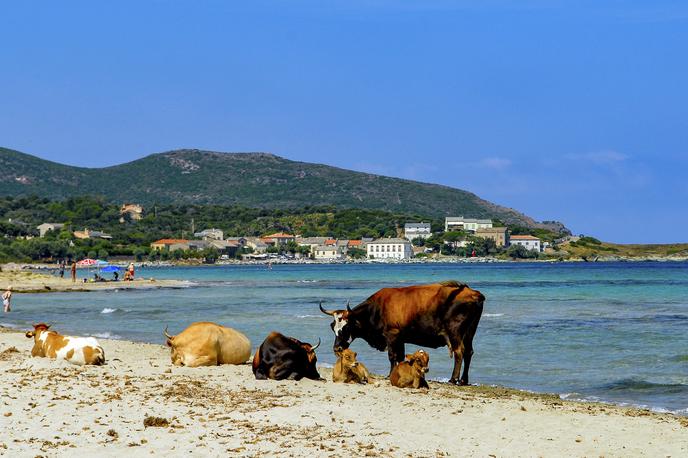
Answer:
390 350 430 389
320 280 484 385
333 349 371 384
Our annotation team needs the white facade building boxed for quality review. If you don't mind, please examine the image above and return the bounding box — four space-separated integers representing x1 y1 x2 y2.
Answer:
36 223 65 237
444 217 493 233
367 238 413 260
194 228 224 241
404 222 432 241
509 235 541 252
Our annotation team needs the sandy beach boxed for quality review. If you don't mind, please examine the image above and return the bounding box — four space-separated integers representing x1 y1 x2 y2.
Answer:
0 269 191 293
0 327 685 457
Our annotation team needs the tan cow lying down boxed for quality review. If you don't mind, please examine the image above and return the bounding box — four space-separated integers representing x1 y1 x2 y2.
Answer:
333 349 371 384
164 321 251 367
25 323 105 366
390 349 430 389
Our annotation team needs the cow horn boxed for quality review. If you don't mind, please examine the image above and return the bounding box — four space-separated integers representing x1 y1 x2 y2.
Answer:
311 338 321 351
163 326 174 340
319 301 335 316
346 301 352 313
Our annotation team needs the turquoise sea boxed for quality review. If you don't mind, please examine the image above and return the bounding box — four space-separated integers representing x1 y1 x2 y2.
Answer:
3 262 687 415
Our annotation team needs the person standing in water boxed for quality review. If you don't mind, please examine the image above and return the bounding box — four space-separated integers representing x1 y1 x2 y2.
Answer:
3 286 12 312
71 261 77 283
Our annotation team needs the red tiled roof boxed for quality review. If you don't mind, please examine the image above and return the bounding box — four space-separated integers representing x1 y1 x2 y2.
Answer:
152 239 189 244
510 235 540 240
325 239 337 245
347 240 362 246
266 232 294 238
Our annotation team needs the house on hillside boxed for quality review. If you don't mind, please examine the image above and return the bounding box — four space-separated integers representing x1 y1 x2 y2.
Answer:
37 223 65 237
73 228 112 240
475 227 508 247
151 239 189 251
404 222 432 241
366 238 413 260
444 217 492 233
313 245 342 260
509 235 541 252
194 228 224 241
119 203 143 222
245 237 269 253
264 232 296 245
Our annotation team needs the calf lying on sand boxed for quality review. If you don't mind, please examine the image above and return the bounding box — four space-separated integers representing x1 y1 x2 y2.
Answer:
390 350 429 389
333 349 371 384
25 323 105 366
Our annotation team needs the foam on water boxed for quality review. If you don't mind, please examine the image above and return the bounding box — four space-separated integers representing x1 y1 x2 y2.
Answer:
101 308 119 314
90 331 122 339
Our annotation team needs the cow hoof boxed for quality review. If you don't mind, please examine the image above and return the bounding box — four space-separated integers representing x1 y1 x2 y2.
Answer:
458 380 469 386
448 378 459 385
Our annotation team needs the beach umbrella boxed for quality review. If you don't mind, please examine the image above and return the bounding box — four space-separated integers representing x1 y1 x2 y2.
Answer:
76 259 97 267
100 265 121 272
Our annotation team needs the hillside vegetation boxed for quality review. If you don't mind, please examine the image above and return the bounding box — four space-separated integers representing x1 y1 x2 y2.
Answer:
556 237 688 260
0 147 566 232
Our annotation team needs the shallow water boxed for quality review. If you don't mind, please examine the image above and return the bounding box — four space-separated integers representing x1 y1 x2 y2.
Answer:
3 262 687 414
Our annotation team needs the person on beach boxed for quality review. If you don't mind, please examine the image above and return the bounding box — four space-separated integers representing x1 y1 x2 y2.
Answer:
71 261 77 283
127 263 135 281
3 286 12 313
59 260 65 278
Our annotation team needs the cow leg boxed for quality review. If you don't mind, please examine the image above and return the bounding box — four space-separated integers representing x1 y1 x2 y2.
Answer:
459 317 481 385
386 336 404 374
448 338 465 385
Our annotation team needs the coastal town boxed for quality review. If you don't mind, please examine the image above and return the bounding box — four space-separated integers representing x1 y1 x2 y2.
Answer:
30 203 552 263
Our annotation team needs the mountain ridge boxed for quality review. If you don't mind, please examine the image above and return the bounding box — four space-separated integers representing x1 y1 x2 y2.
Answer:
0 147 568 233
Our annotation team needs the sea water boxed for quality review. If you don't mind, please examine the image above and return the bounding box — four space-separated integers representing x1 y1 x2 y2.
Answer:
3 262 687 415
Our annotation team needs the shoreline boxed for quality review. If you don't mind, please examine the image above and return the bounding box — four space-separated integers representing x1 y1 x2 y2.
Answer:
0 268 192 293
1 326 686 456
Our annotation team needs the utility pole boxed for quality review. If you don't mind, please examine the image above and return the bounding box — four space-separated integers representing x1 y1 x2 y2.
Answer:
191 218 195 235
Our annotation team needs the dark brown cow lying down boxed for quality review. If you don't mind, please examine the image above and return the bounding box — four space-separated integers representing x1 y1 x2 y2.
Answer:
320 280 484 385
164 322 251 367
252 332 321 381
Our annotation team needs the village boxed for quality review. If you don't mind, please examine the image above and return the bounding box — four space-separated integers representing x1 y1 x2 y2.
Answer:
27 203 552 263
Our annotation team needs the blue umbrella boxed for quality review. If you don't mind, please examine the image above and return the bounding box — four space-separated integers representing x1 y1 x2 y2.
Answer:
101 265 121 272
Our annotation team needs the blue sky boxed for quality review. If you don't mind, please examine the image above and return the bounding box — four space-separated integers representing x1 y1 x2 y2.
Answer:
1 1 686 243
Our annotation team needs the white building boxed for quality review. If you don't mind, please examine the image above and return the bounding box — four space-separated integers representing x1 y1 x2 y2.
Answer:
194 228 224 241
36 223 65 237
367 238 413 260
404 222 432 241
444 217 493 233
313 245 342 260
509 235 541 252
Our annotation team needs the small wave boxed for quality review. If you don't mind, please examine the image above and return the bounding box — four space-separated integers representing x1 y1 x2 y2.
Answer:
296 314 322 319
91 332 122 339
483 313 504 317
101 308 120 314
297 280 319 283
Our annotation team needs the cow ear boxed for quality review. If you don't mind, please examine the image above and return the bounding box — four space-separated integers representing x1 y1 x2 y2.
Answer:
25 331 34 338
166 339 173 347
405 354 413 361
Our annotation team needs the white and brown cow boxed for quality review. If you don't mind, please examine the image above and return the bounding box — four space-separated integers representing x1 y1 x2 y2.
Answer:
164 322 251 367
25 323 105 366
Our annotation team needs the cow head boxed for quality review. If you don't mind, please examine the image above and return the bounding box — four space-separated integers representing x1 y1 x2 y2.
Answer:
407 349 430 375
319 301 354 352
25 323 50 339
299 338 321 379
163 326 183 365
337 348 359 369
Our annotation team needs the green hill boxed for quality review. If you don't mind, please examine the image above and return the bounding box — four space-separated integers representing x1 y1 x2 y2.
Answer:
0 147 567 232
